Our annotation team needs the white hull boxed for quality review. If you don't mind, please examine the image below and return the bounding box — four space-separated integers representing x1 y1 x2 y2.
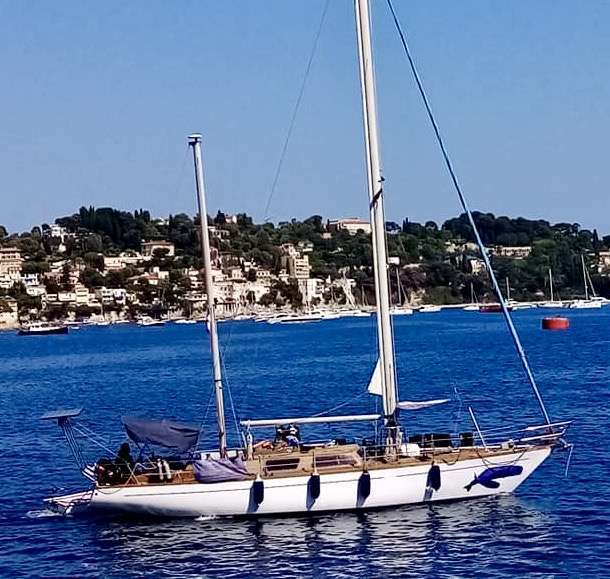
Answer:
48 447 550 518
568 300 602 309
539 302 564 309
419 306 441 313
390 308 414 316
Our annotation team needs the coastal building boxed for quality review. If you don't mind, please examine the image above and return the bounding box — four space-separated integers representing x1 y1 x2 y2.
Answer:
209 226 230 240
186 268 204 290
0 247 22 279
327 218 371 235
298 278 324 304
43 224 71 241
445 241 480 255
280 244 311 280
57 292 76 303
75 285 93 305
297 241 314 253
104 252 142 271
489 246 532 259
95 287 127 306
227 267 244 281
0 298 18 329
288 255 311 280
141 240 175 258
596 251 610 273
468 257 486 275
242 281 270 303
25 284 46 298
256 269 272 284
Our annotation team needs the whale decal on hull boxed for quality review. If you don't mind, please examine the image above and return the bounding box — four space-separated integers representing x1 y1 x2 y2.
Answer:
465 465 523 491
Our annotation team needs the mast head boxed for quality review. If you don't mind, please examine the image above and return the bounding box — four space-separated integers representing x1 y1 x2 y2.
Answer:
188 133 202 146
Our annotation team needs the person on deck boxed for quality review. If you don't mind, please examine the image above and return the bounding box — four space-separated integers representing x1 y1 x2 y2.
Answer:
115 442 135 482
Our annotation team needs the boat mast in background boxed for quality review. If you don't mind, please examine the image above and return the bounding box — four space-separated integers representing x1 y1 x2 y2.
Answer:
189 134 227 457
549 268 554 302
581 254 590 300
354 0 398 422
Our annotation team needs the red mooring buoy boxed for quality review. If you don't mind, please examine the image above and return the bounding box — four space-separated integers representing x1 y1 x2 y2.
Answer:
542 316 570 330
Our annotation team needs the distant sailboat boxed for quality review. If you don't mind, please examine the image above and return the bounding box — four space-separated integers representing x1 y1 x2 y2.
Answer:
390 260 413 316
540 268 563 308
463 282 479 311
505 277 532 310
569 255 603 309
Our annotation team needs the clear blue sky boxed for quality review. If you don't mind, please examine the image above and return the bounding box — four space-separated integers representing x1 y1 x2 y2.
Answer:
2 1 610 234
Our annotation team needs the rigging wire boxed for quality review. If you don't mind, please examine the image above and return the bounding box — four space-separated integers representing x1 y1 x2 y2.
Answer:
262 0 331 222
311 390 369 417
384 0 552 426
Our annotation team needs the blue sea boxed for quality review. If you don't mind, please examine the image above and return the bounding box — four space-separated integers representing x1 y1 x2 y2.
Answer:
1 309 609 578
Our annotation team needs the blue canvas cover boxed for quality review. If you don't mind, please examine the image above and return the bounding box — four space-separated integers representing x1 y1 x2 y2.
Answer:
122 416 199 452
193 456 250 483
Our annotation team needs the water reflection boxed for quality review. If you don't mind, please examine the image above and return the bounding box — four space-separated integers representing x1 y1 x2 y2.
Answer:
81 495 560 578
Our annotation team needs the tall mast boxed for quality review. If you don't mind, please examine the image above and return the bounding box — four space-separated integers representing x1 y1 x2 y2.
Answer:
548 268 554 302
396 265 402 306
188 134 227 457
581 254 589 300
354 0 397 419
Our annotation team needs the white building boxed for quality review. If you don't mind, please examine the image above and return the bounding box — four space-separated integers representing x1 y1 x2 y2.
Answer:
104 252 142 271
0 298 18 329
227 267 244 281
141 240 175 258
57 292 76 303
0 247 22 280
298 278 324 304
468 257 486 275
280 244 311 280
95 287 127 305
44 224 72 242
327 218 372 235
75 285 93 305
209 226 230 240
489 246 532 260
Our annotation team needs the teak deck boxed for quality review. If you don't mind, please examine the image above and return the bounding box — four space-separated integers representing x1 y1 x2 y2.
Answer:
112 443 538 488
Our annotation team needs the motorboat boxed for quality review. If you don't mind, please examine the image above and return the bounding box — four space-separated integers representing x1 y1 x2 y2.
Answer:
18 322 68 336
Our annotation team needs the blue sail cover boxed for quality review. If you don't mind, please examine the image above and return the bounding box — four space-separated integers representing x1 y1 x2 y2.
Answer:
122 417 200 452
193 456 250 483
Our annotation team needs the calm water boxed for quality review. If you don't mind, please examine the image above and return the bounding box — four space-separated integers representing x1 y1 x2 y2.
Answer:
1 310 609 577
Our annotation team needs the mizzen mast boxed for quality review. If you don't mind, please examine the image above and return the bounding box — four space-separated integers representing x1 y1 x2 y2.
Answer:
354 0 398 420
189 134 227 457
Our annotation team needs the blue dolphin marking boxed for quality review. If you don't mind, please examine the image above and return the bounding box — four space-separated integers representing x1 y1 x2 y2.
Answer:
465 465 523 492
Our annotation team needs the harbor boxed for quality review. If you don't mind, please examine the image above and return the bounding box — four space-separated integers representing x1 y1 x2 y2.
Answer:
2 0 610 576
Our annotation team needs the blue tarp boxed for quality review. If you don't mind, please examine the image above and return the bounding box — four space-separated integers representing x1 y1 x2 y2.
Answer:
193 456 250 483
122 416 200 452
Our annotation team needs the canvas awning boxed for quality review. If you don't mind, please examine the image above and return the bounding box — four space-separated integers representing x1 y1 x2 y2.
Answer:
122 416 200 452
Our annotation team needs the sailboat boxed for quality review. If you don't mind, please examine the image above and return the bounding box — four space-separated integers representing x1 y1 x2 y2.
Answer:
539 268 564 308
569 255 603 309
43 1 570 518
390 260 413 316
505 277 532 310
463 282 479 311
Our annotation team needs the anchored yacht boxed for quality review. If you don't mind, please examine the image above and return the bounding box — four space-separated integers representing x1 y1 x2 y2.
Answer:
43 0 570 518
